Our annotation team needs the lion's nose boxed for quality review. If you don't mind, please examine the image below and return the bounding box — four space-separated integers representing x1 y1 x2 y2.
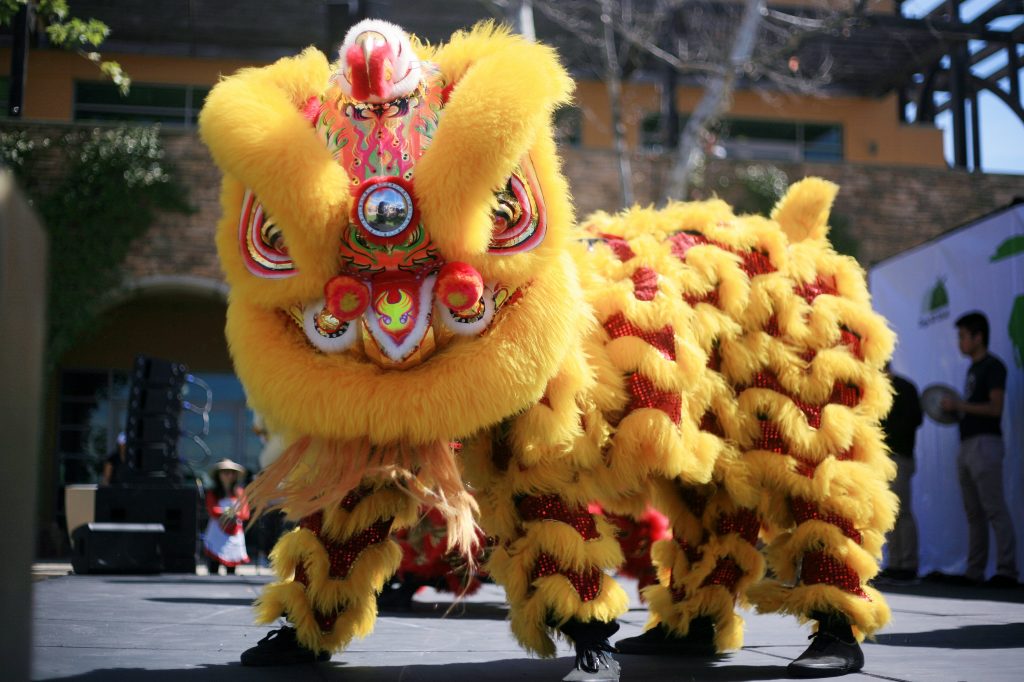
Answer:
435 262 484 312
324 275 370 321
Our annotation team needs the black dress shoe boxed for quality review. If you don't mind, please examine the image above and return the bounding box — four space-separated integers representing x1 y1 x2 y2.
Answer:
984 574 1020 589
615 617 717 656
377 577 421 611
240 626 331 666
559 618 621 681
787 612 863 678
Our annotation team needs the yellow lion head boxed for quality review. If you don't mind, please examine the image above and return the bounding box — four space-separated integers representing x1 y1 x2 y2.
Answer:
200 21 580 448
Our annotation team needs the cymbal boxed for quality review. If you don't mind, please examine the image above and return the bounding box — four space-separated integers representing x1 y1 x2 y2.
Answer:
921 383 961 425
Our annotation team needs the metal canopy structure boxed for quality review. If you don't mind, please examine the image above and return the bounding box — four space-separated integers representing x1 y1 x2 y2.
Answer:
4 1 1021 170
866 0 1024 171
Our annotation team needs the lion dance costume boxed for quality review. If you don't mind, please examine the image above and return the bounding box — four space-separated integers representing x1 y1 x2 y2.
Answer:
199 18 897 680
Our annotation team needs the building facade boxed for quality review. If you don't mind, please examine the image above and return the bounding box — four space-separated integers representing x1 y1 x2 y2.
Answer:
2 0 1022 550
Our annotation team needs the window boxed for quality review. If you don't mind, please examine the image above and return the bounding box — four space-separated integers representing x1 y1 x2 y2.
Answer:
73 82 211 127
554 105 583 147
0 76 8 116
57 368 263 488
720 119 843 162
640 112 667 151
639 112 843 162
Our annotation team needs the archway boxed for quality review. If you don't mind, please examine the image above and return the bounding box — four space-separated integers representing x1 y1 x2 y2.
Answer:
42 278 265 553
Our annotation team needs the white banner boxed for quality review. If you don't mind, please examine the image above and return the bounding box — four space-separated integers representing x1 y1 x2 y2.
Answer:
869 203 1024 579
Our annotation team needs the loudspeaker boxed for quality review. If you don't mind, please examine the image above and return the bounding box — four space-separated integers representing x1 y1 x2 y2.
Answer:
124 355 188 481
94 486 200 573
70 523 164 574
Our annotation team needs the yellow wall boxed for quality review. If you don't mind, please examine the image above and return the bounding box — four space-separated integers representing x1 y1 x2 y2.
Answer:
574 80 946 168
3 45 944 167
0 48 261 121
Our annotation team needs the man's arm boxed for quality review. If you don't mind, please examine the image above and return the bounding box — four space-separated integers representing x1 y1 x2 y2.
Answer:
947 388 1005 418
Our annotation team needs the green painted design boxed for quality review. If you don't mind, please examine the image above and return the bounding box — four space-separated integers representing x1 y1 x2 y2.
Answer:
928 279 949 312
1010 295 1024 368
991 235 1024 262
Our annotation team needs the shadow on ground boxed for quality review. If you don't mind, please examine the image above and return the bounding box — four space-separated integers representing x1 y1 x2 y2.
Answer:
874 622 1024 649
35 657 795 682
875 579 1024 604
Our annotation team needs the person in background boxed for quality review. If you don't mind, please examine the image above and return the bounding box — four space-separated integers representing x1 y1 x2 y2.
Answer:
879 364 923 581
941 311 1018 588
101 432 128 486
203 458 251 575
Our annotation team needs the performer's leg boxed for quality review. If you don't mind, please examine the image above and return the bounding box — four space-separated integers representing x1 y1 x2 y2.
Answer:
747 416 896 677
464 434 629 678
885 454 918 576
618 468 763 655
957 441 990 582
966 435 1017 580
241 482 419 665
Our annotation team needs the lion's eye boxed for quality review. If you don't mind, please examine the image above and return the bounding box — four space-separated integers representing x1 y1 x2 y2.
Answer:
239 189 297 278
487 156 546 255
260 219 287 254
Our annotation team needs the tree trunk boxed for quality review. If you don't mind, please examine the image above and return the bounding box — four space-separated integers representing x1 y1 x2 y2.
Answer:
601 0 634 207
663 0 764 202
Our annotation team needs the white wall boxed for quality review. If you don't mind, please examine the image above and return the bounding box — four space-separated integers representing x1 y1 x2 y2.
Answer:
869 204 1024 578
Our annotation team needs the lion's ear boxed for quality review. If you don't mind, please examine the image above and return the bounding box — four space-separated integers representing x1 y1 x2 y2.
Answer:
199 48 350 235
770 177 838 243
414 23 574 258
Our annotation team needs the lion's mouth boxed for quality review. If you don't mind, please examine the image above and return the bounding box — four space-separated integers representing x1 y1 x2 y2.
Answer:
284 279 523 369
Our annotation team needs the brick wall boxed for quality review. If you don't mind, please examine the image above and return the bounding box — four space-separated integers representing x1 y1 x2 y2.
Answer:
9 122 1024 277
562 147 1024 265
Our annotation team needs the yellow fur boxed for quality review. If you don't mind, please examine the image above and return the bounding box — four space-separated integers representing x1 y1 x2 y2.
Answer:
202 16 898 661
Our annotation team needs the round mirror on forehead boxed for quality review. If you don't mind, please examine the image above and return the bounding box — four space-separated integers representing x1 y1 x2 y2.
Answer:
356 181 414 238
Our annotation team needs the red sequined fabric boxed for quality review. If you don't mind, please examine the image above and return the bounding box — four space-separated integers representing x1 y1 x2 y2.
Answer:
667 231 713 260
839 326 863 359
340 487 368 512
706 344 722 371
794 275 838 304
792 448 854 478
754 418 786 453
745 371 861 429
293 557 342 633
669 538 706 602
313 609 339 633
297 512 394 580
790 498 862 544
632 267 659 301
299 511 324 535
763 314 781 337
700 557 744 590
531 552 603 602
603 312 676 360
324 519 393 579
739 250 776 278
517 495 600 540
627 373 682 424
829 381 861 408
599 233 635 261
683 288 720 308
801 551 868 598
716 509 760 545
667 231 777 279
677 485 710 518
699 410 725 437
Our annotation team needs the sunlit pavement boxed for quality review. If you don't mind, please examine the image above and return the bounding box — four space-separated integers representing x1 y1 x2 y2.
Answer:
31 565 1024 681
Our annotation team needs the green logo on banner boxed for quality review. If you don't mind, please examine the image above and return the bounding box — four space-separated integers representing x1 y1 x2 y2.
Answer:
991 235 1024 262
919 277 950 327
1011 295 1024 368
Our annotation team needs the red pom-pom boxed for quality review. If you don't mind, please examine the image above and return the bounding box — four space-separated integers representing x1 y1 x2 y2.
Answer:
435 262 484 312
324 275 370 322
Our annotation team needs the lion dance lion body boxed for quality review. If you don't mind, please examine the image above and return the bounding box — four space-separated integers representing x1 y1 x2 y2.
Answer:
199 20 897 669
